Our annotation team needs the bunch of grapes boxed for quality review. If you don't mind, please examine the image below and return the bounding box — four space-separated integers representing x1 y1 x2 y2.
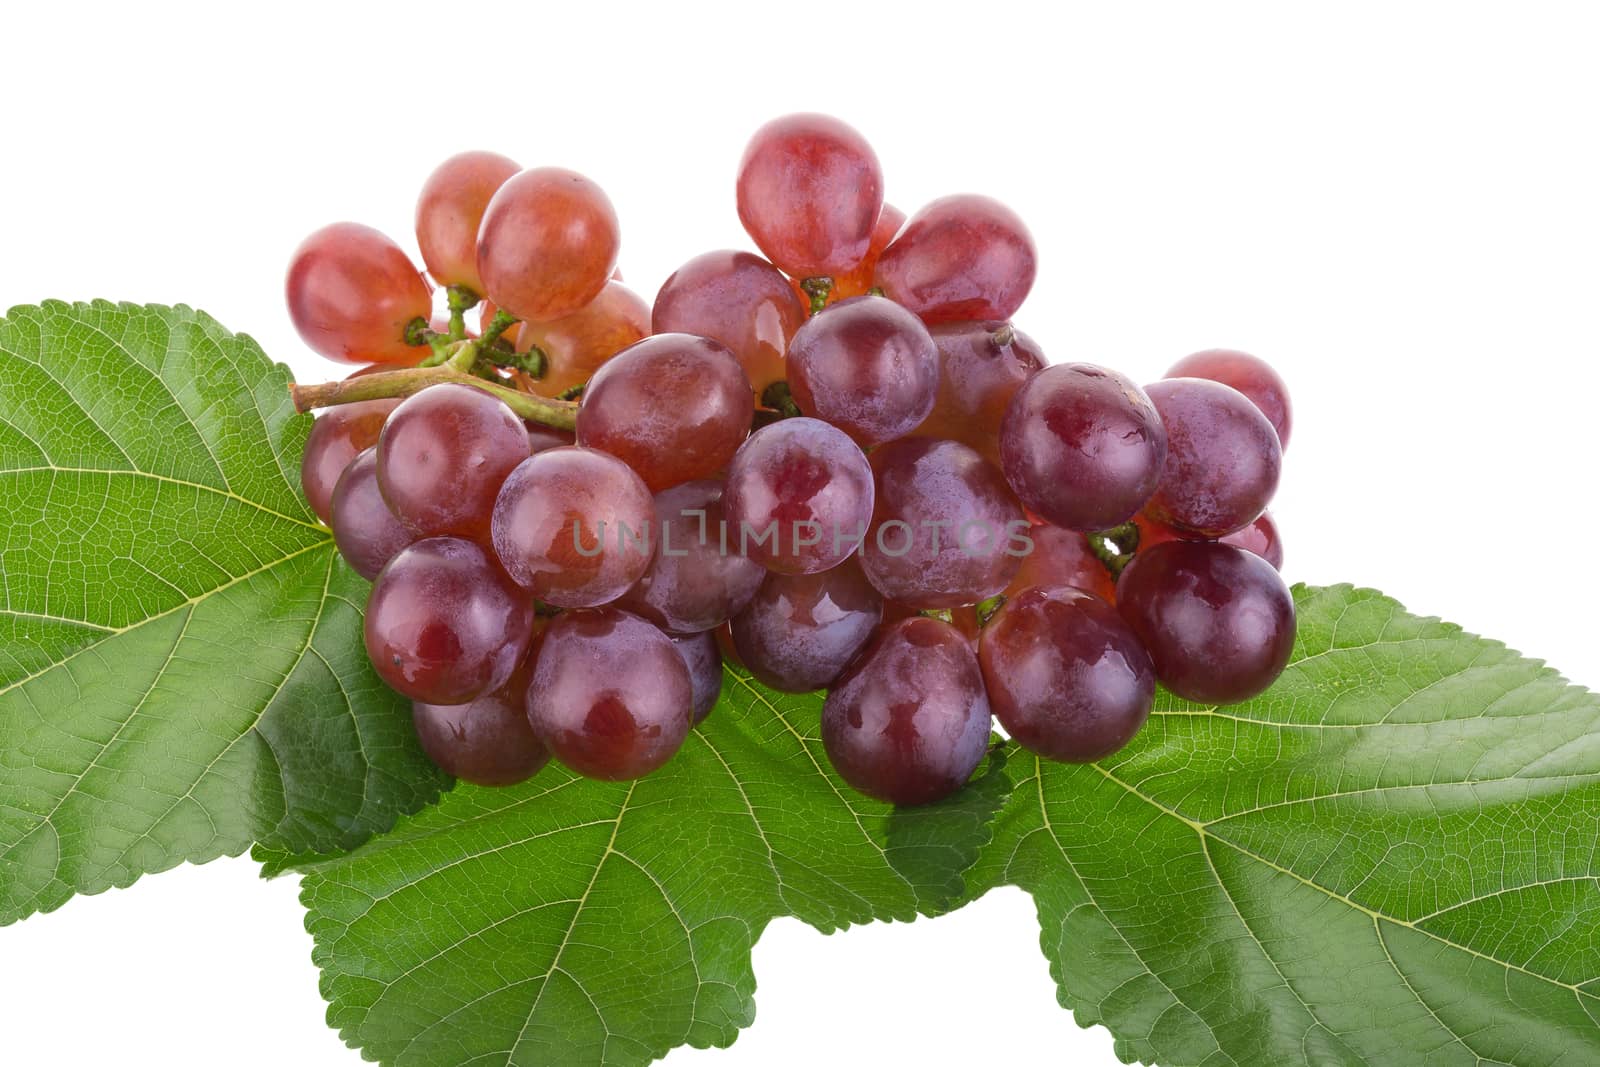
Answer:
289 114 1296 806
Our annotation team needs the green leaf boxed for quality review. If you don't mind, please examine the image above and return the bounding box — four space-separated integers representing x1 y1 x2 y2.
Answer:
0 301 445 926
275 670 1009 1067
970 584 1600 1066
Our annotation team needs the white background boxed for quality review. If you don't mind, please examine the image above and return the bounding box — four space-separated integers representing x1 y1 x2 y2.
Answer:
3 2 1598 1064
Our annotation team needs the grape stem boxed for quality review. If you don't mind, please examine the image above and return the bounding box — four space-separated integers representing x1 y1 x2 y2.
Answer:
289 341 578 430
1086 522 1139 579
800 276 833 315
444 286 480 342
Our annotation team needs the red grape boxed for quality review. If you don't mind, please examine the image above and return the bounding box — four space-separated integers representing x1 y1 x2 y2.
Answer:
414 150 520 293
729 558 883 693
830 203 906 301
1144 378 1281 537
286 222 432 364
364 537 533 704
412 662 549 787
299 397 398 523
490 446 656 607
576 334 753 492
652 250 806 398
1000 364 1167 531
1224 511 1283 570
821 617 991 806
617 480 765 633
873 195 1036 324
1005 523 1117 603
736 113 884 278
860 438 1026 609
517 281 651 399
911 321 1045 466
477 167 620 322
527 425 575 455
671 631 723 726
1166 348 1292 450
786 296 939 447
1117 540 1296 704
722 418 875 574
527 608 693 781
330 447 417 580
1134 509 1284 571
376 383 529 540
979 586 1155 762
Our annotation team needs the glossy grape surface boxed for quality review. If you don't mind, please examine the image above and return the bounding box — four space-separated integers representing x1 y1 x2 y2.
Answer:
873 195 1036 324
821 617 991 806
527 425 575 455
477 167 620 322
286 222 432 364
414 150 520 293
860 438 1025 609
1166 348 1292 450
412 663 549 787
576 334 753 492
1224 511 1283 570
729 558 883 693
1006 523 1117 603
911 322 1044 465
376 383 530 539
652 250 807 397
1133 510 1284 571
1000 363 1167 531
722 418 875 574
518 281 650 399
979 586 1155 762
1144 377 1282 537
830 203 906 301
364 537 533 704
330 448 416 580
490 447 657 607
736 113 884 278
671 631 723 725
617 480 765 633
300 397 398 523
1116 540 1296 704
786 296 939 447
527 608 692 781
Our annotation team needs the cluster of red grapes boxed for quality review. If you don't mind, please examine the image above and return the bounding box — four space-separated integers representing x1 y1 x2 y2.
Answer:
289 114 1295 806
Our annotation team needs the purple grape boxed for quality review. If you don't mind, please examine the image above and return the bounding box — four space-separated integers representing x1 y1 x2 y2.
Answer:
911 321 1045 465
527 608 693 781
730 558 884 692
330 447 417 580
300 397 398 524
377 383 530 540
979 586 1155 762
786 296 939 447
491 447 657 607
1116 540 1296 705
859 438 1026 609
1144 377 1282 537
1166 348 1292 450
1000 364 1167 531
364 537 533 705
722 417 875 574
671 631 723 725
412 662 549 787
821 617 992 806
617 480 766 633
